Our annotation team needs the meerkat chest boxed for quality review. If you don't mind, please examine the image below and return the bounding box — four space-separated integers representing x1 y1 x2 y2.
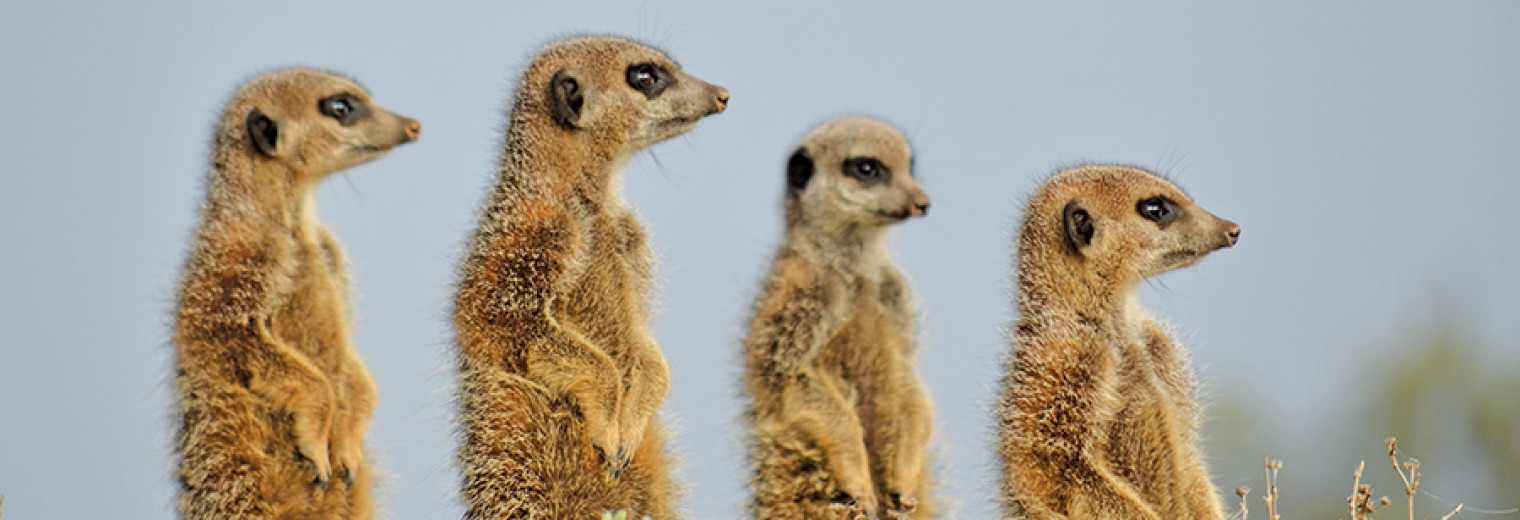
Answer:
1105 334 1193 483
555 209 653 349
819 277 911 383
270 238 350 366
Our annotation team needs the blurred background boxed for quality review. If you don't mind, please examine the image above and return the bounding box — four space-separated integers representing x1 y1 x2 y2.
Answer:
1 1 1516 518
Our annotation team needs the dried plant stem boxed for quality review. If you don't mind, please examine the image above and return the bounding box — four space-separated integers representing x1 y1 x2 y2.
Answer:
1439 504 1464 520
1262 457 1282 520
1386 437 1422 520
1236 486 1251 520
1348 460 1382 520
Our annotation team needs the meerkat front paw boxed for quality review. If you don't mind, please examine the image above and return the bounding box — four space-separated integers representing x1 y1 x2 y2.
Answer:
611 414 649 473
826 493 878 520
295 435 334 488
586 415 630 476
882 492 918 518
330 436 363 488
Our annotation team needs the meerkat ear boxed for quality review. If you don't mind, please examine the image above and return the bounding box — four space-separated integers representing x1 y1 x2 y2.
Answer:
1064 202 1096 252
786 148 814 193
550 69 586 128
246 109 279 157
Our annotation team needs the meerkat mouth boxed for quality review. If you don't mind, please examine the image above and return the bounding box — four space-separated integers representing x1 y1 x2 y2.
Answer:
352 143 394 154
1162 249 1204 267
661 115 703 128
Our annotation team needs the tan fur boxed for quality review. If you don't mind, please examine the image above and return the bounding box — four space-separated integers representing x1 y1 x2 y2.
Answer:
452 36 728 519
744 118 936 519
173 69 420 519
997 165 1239 519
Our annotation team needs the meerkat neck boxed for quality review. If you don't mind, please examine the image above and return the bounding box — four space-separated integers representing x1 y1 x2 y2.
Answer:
788 220 890 272
1016 246 1137 324
499 116 630 203
205 151 312 230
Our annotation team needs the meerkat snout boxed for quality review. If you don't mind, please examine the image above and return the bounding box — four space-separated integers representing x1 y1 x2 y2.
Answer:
1223 221 1241 247
713 87 730 112
403 119 422 141
910 189 930 216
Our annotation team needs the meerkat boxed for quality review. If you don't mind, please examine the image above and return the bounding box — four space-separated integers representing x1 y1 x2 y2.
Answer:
452 36 728 519
996 165 1239 519
173 69 420 519
743 118 936 520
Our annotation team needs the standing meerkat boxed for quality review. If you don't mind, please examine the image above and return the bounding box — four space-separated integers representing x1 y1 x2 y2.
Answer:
173 69 420 519
452 36 728 519
743 118 936 520
997 165 1239 519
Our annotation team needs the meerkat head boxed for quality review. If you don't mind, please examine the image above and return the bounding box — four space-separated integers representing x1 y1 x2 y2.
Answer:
520 36 729 155
1029 165 1239 284
226 69 420 179
784 118 930 230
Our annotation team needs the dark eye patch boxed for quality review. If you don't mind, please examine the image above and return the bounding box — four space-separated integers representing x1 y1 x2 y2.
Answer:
1137 196 1181 226
625 63 672 98
318 93 368 126
842 157 890 185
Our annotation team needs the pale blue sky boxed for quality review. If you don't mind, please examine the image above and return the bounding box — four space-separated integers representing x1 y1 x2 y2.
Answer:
2 1 1518 518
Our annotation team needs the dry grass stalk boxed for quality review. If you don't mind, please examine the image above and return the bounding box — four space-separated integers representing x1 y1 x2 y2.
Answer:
1262 457 1282 520
1236 486 1251 520
1385 437 1423 520
1348 460 1391 519
1438 504 1464 520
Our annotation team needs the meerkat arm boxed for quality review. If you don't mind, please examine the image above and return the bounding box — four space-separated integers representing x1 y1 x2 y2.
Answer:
308 226 374 486
869 271 934 512
456 214 626 465
614 332 670 467
1001 328 1162 520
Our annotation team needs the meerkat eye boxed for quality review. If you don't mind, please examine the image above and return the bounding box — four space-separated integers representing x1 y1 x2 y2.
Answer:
625 64 668 96
1137 197 1180 225
319 94 362 125
842 158 888 183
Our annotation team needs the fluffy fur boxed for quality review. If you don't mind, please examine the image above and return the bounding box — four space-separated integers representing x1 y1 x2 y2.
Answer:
173 68 420 519
997 165 1239 519
452 36 728 519
744 118 936 519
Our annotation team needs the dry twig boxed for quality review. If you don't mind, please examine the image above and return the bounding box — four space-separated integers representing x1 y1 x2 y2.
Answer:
1349 460 1391 519
1236 486 1251 520
1263 457 1283 520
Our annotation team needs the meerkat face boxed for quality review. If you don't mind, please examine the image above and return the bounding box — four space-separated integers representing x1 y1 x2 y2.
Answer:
786 118 930 227
238 69 420 178
541 37 729 152
1056 166 1239 279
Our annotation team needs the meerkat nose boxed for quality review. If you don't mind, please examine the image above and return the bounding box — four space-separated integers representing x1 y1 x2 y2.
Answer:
1224 223 1241 246
404 119 422 141
912 200 930 216
714 87 730 112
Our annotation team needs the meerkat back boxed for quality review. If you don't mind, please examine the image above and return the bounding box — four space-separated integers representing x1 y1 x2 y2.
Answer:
452 36 727 519
173 69 419 519
997 165 1239 520
743 118 937 519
